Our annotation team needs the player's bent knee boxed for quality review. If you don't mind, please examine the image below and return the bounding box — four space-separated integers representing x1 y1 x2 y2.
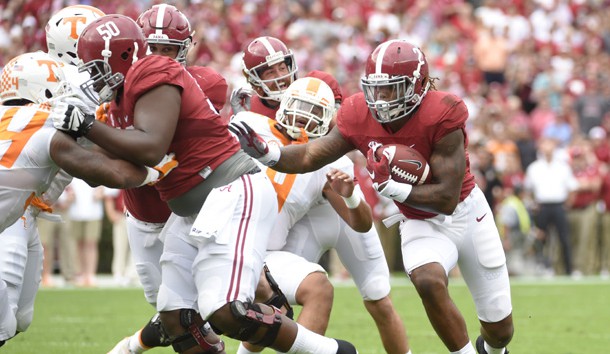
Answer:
297 272 333 305
161 309 225 354
220 300 283 347
15 309 33 333
359 276 390 301
410 266 448 297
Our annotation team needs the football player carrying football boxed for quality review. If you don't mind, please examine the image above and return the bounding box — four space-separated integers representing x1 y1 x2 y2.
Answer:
231 39 514 354
232 37 410 354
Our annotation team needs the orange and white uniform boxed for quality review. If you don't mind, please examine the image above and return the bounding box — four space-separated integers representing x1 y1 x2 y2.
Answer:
231 111 392 303
0 105 60 232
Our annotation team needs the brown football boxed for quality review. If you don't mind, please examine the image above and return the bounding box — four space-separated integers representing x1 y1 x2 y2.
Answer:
375 144 431 185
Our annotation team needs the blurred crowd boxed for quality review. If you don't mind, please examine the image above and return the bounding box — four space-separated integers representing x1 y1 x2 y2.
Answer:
3 0 610 280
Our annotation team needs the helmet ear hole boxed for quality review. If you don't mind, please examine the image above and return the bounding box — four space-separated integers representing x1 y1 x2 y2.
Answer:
45 89 52 99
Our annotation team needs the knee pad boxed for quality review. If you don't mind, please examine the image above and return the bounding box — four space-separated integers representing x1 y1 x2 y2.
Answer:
359 275 390 301
228 300 282 347
171 309 225 354
140 313 171 348
263 264 294 319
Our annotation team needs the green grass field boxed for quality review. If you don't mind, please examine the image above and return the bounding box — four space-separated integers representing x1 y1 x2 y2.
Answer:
4 276 610 353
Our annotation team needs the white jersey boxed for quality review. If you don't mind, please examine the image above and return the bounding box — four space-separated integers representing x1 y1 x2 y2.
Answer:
232 111 354 250
232 111 392 302
0 104 60 232
32 62 95 217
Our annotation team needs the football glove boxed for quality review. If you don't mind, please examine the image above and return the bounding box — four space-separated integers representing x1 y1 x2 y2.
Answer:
140 153 179 186
229 87 252 114
228 121 280 166
95 103 110 123
51 101 94 138
366 142 391 190
366 142 412 203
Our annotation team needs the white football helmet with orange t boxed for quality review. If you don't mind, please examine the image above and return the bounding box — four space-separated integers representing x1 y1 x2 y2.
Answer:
45 5 105 66
275 77 335 139
0 51 70 104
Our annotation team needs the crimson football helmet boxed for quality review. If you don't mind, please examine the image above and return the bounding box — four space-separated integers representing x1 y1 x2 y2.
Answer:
46 5 106 66
77 14 147 105
242 36 297 102
361 39 430 123
137 4 193 64
275 77 335 139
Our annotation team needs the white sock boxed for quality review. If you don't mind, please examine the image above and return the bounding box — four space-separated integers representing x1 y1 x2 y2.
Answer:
287 324 339 354
450 341 476 354
484 341 506 354
406 351 413 354
237 342 263 354
128 329 146 353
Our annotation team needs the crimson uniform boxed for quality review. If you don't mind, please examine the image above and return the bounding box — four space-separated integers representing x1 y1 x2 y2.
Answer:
338 91 476 219
105 62 229 305
337 90 511 323
106 55 276 319
249 95 280 120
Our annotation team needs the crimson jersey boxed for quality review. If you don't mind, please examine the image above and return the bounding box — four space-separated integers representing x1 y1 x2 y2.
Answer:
113 55 240 202
337 91 475 220
106 63 229 223
187 66 227 112
250 95 279 119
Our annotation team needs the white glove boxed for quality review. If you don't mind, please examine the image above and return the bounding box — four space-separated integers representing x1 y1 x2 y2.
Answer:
62 94 95 115
229 87 252 114
51 101 95 138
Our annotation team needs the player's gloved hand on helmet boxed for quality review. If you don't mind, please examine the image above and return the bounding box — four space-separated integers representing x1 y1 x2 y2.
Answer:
366 142 412 203
228 120 279 166
229 87 252 114
95 103 110 123
140 153 179 186
51 101 95 138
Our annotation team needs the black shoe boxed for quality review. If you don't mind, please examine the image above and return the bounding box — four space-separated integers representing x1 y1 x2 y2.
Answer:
476 336 509 354
335 339 358 354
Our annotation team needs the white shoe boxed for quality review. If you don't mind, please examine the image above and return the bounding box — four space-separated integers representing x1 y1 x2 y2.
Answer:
107 337 132 354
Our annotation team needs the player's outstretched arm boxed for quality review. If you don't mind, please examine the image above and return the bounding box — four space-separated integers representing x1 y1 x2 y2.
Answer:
49 132 157 188
76 85 180 167
283 127 354 173
324 168 373 232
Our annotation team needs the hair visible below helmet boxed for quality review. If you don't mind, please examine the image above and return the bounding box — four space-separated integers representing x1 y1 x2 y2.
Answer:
242 36 298 102
0 51 70 104
361 39 430 123
275 77 335 139
137 4 193 64
45 5 106 66
77 14 147 105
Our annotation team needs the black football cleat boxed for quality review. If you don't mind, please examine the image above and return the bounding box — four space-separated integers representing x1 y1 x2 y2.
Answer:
335 339 358 354
476 335 509 354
